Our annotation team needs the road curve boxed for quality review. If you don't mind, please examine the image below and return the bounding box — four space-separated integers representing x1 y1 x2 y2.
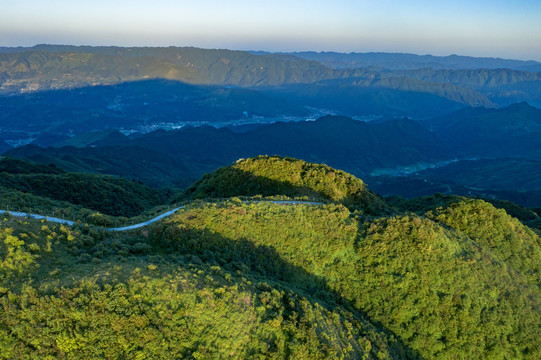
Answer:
107 206 184 231
0 210 76 226
0 200 324 232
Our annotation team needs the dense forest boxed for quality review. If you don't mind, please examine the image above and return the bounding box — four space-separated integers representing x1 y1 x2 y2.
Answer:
0 157 170 217
184 156 390 214
0 156 540 358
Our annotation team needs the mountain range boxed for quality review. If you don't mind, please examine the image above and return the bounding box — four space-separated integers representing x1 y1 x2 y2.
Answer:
2 43 541 359
4 101 541 208
2 45 541 117
281 51 541 71
4 115 448 187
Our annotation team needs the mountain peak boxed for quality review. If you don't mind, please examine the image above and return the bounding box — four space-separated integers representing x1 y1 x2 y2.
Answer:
183 155 389 214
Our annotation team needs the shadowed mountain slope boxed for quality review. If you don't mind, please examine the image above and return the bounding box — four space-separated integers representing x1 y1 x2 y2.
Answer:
0 157 169 216
4 115 448 186
183 156 390 214
424 102 541 158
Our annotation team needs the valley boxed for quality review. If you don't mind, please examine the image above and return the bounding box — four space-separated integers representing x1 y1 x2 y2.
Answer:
1 45 541 359
369 159 464 177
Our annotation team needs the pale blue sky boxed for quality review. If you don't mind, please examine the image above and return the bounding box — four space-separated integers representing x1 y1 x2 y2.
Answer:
2 0 541 60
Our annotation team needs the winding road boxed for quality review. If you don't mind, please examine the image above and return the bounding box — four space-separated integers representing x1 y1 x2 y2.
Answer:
0 200 324 232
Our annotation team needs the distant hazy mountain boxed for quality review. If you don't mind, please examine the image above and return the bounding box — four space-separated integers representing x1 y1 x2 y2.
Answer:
268 77 493 118
1 45 539 116
417 158 541 191
394 68 541 107
124 115 448 176
424 102 541 158
0 77 493 137
284 51 541 71
398 68 541 89
0 45 354 92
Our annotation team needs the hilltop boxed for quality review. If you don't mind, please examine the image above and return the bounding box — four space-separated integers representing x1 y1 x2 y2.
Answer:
0 157 540 358
184 156 389 214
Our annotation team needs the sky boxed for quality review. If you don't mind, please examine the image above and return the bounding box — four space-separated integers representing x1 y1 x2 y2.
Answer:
1 0 541 61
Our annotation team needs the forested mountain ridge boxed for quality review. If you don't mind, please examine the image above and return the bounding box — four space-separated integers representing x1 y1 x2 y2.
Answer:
0 46 356 92
2 45 538 113
423 101 541 158
5 106 541 208
399 68 541 90
284 51 541 71
3 144 202 188
0 46 494 120
183 156 390 214
1 156 540 358
0 157 170 217
5 115 449 186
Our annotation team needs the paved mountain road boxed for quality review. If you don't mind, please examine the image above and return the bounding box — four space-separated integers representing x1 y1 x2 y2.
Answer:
0 200 324 232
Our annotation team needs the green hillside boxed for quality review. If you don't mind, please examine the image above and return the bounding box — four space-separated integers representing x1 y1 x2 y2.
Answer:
1 158 540 358
0 157 64 175
0 157 170 217
0 209 408 359
183 156 390 214
152 198 541 359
